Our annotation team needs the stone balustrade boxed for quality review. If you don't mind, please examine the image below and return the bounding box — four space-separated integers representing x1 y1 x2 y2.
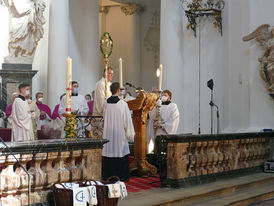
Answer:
158 132 274 188
0 138 107 205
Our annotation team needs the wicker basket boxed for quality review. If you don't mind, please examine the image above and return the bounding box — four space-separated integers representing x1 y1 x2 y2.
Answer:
52 183 73 206
79 176 120 206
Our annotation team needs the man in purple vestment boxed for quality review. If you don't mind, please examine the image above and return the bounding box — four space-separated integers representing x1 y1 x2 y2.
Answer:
52 93 65 120
36 92 52 129
86 91 94 116
6 92 18 128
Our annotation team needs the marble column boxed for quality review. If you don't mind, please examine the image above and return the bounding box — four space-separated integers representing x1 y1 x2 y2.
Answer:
160 0 189 134
47 0 69 108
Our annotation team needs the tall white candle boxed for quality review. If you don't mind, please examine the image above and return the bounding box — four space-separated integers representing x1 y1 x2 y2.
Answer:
66 57 72 114
158 64 163 91
119 58 123 88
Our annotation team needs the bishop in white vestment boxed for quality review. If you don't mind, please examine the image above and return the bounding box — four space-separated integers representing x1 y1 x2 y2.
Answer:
150 90 179 141
11 83 34 142
102 82 135 181
93 68 113 116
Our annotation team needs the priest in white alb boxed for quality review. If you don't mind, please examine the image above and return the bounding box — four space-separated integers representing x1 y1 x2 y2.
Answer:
59 81 89 136
149 90 179 141
11 83 34 142
102 82 135 182
93 67 113 116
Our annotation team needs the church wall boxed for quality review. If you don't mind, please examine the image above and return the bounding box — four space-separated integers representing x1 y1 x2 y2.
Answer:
99 0 160 94
161 0 274 134
101 6 141 88
68 0 100 98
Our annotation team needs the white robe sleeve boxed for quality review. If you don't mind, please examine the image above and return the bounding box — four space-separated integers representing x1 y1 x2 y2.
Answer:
162 103 180 134
80 96 89 116
123 103 135 141
58 96 66 115
94 81 106 114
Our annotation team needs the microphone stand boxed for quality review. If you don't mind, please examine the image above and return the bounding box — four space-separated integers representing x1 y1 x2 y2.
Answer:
209 98 220 134
209 90 214 134
0 137 31 206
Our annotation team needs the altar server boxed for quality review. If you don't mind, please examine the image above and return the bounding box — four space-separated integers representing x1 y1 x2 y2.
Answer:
36 92 52 130
59 81 89 136
102 82 135 181
59 81 89 116
11 83 34 141
150 90 179 138
93 67 113 116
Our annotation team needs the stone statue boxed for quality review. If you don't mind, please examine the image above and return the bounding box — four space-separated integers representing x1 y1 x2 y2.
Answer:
243 24 274 99
0 0 46 64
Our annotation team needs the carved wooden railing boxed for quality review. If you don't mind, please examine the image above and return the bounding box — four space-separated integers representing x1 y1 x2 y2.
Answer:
76 116 104 139
0 138 107 205
156 132 274 188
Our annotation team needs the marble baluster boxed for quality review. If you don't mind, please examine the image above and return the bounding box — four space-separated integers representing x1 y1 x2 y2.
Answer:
71 150 82 181
59 151 71 183
15 153 33 206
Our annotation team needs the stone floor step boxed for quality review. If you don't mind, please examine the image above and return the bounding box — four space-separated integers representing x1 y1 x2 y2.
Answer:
118 173 274 206
189 182 274 206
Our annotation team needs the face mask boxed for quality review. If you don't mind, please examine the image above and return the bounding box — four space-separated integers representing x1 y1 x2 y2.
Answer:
38 97 43 103
73 88 78 94
121 90 126 96
25 90 30 96
161 96 168 102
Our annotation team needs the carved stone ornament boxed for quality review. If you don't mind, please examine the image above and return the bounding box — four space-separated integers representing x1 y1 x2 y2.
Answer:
144 11 160 69
0 0 46 64
243 24 274 99
120 3 144 16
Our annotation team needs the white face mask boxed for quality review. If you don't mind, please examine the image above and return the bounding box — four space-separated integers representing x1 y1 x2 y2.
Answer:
25 90 30 96
121 90 126 96
161 96 168 102
38 97 43 103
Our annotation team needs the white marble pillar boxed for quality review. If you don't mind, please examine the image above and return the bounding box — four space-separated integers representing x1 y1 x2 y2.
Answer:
68 0 100 95
47 0 69 108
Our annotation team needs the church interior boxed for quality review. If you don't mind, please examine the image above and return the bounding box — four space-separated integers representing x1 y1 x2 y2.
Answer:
0 0 273 205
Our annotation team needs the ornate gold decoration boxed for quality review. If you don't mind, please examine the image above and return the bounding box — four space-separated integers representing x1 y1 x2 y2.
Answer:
120 3 144 16
181 0 225 37
100 32 113 99
243 24 274 99
63 113 77 139
99 6 109 14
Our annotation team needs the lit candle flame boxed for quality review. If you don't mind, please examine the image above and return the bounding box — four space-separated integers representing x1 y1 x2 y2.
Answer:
148 139 155 154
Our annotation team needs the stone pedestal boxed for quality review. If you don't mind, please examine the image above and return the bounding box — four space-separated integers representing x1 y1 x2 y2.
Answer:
0 63 38 105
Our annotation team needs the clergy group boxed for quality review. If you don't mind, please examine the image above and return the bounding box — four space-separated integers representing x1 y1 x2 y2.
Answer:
5 67 180 181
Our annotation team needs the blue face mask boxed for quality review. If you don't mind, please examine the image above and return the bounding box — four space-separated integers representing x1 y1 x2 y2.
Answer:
72 88 78 94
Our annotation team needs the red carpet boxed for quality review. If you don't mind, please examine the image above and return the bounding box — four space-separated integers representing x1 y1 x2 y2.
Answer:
125 175 161 193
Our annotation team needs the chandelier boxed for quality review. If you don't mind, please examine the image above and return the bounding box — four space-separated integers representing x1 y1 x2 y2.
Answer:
181 0 225 37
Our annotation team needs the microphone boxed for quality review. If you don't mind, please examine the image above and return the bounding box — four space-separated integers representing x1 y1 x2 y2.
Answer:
0 137 31 206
